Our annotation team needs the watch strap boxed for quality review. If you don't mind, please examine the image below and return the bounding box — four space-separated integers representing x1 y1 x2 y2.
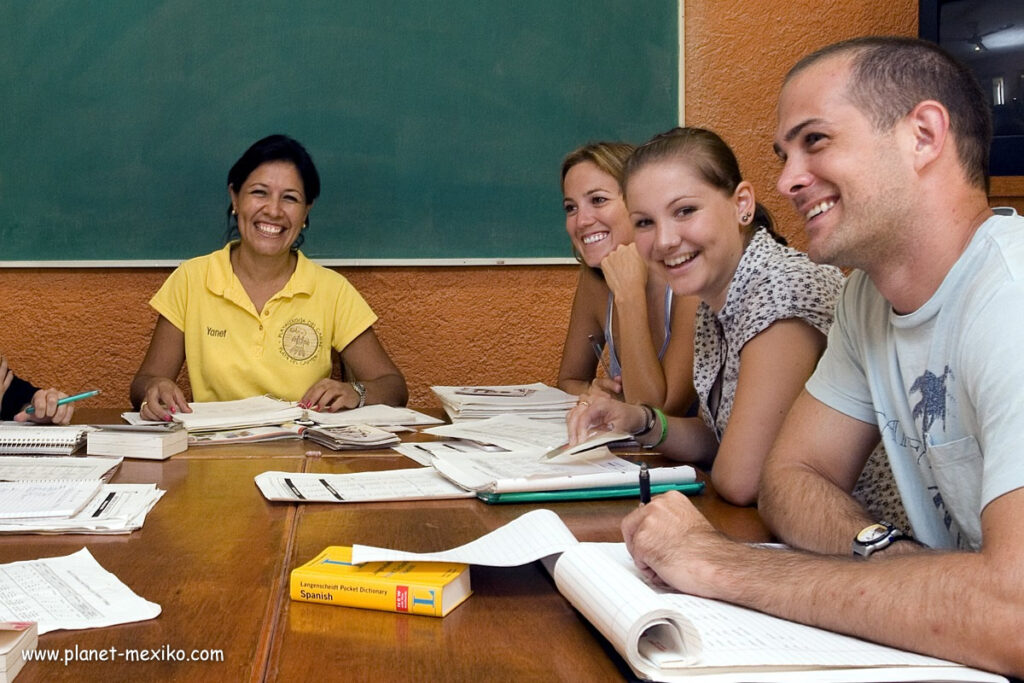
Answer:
351 381 367 409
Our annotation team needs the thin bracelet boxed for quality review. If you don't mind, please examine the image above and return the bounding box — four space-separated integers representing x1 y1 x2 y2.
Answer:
632 404 656 438
650 407 668 448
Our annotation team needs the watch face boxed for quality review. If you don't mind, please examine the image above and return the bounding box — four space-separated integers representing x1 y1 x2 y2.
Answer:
857 523 889 543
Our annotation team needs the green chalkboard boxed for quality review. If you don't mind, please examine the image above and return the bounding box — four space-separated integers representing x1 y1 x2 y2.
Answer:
0 1 677 263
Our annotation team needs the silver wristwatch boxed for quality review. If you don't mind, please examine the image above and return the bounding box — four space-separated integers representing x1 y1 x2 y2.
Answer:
350 381 366 409
852 521 904 557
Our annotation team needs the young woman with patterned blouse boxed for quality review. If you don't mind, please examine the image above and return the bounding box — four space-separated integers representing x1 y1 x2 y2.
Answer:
567 127 844 506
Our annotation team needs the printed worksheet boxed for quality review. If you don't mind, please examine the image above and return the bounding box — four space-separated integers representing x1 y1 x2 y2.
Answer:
0 548 161 633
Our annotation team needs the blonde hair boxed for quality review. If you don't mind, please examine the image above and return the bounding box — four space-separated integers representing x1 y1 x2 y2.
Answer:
560 141 635 190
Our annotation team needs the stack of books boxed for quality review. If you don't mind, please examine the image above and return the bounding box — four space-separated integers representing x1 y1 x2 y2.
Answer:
430 383 578 421
0 621 37 682
87 424 187 460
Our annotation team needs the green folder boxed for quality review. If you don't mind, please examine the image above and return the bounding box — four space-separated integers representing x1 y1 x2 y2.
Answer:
476 481 705 504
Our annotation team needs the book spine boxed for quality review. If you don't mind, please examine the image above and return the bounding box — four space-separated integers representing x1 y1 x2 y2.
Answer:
290 574 448 617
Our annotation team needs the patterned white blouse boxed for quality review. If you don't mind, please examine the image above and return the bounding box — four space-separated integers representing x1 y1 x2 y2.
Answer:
692 228 844 440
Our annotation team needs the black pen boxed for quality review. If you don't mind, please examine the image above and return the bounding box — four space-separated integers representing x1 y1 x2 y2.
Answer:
639 462 651 505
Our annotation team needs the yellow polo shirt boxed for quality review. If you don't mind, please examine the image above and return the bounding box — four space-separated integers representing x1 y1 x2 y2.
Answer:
150 243 378 402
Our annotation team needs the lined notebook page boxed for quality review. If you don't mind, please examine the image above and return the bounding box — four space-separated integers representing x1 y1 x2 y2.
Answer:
0 480 102 519
585 543 973 674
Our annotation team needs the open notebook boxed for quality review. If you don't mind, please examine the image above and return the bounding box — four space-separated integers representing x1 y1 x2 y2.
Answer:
350 510 1006 683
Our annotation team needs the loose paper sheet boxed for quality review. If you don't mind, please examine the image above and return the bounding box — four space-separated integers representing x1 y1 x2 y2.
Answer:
254 467 474 503
0 548 161 634
353 508 579 566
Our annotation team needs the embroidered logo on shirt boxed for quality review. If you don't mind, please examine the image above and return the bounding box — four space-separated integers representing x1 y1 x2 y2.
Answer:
207 327 227 338
279 319 321 364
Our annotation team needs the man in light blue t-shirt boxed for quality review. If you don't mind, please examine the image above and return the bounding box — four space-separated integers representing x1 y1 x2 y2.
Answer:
621 37 1024 678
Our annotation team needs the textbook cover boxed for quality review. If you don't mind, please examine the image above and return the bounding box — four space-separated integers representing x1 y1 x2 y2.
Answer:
290 546 471 618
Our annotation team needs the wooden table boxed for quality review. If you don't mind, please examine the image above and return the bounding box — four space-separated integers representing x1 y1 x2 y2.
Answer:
1 410 770 682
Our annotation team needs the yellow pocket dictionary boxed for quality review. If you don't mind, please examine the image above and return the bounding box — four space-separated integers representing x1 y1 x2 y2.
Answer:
290 546 471 617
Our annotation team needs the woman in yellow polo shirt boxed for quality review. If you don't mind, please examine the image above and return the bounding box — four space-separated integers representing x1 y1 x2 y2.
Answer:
130 135 408 421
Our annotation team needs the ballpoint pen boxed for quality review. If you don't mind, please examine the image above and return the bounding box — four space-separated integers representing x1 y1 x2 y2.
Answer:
639 462 651 504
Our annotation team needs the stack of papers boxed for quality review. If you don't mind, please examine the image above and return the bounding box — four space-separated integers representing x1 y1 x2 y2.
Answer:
308 405 444 427
431 383 578 421
170 395 304 432
303 424 400 450
0 456 163 534
0 484 164 534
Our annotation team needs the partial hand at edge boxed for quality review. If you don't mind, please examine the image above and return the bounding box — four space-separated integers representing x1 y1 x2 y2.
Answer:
14 388 74 425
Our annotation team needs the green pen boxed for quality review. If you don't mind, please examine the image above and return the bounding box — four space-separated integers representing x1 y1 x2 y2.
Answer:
477 481 704 504
24 389 100 414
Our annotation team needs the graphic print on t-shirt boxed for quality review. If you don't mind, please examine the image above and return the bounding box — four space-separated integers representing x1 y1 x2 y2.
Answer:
910 365 954 437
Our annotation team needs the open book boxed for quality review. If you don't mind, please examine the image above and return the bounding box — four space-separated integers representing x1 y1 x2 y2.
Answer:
351 510 1005 683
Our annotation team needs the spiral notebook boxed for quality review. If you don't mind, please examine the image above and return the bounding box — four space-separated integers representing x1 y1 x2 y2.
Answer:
0 424 93 455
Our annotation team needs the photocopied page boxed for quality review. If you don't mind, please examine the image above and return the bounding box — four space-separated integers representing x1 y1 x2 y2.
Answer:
0 456 122 482
0 484 164 534
254 467 475 503
0 548 161 634
0 480 102 519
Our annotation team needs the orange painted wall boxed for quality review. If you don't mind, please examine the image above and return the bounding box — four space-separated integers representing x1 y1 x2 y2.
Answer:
3 0 1010 411
685 0 918 248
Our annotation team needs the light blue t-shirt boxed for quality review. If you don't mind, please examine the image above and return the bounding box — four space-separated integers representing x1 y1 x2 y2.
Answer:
806 213 1024 550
